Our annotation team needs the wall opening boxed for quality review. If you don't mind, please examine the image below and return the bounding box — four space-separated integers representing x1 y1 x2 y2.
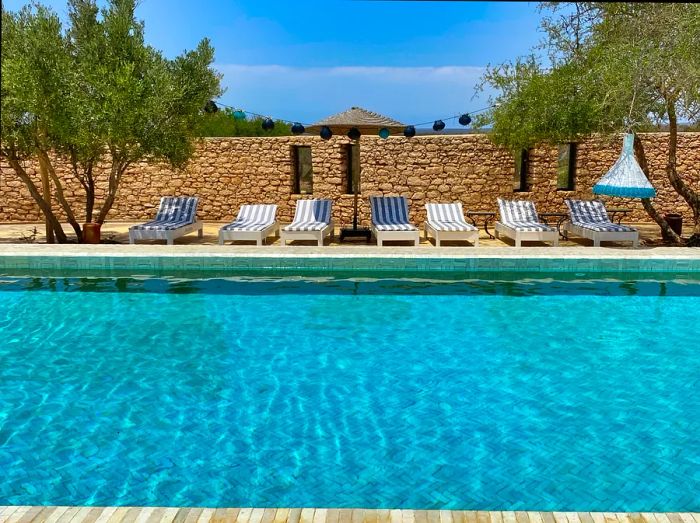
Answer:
513 148 530 192
292 146 313 194
557 143 577 190
345 143 360 195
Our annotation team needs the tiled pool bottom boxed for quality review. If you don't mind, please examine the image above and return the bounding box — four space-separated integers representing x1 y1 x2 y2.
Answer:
1 273 699 511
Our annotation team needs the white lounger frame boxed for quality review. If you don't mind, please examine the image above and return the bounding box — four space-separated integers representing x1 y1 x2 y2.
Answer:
424 203 479 247
494 223 558 247
370 196 420 246
424 223 479 247
219 222 278 246
563 222 639 248
280 199 334 246
129 221 204 245
280 223 334 246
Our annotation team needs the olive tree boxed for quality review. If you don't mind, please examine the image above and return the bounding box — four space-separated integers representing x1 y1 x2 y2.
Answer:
477 2 700 244
1 0 222 242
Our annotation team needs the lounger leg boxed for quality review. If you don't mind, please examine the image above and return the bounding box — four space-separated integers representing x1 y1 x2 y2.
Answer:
633 238 639 248
378 239 383 247
594 238 600 247
218 233 224 246
129 233 135 245
515 237 521 248
474 237 479 248
257 239 263 246
553 237 559 247
198 227 203 238
436 238 440 247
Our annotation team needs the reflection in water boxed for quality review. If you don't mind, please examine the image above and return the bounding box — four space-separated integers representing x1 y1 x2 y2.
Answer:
0 273 699 297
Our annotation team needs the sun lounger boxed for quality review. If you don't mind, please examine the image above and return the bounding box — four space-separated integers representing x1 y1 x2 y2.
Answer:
129 196 203 245
279 199 333 246
370 195 420 246
564 198 639 247
495 198 558 247
218 204 278 246
424 202 479 247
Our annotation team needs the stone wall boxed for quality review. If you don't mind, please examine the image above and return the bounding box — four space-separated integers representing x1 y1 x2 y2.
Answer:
1 133 698 227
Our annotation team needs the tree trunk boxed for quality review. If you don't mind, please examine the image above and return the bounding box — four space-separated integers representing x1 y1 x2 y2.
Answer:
38 154 55 244
632 134 682 244
38 150 83 242
95 160 128 224
7 155 68 243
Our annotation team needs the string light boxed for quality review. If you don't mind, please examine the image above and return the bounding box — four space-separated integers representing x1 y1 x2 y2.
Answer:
204 100 495 137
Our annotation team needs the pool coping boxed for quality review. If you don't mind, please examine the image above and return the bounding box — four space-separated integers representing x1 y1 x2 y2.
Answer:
1 244 699 275
1 506 698 523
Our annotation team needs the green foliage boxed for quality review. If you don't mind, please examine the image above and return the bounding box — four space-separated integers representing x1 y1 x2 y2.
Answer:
477 3 700 150
198 108 292 137
1 0 222 238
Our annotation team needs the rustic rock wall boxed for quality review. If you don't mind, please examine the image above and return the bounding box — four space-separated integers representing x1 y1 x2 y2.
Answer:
1 133 698 227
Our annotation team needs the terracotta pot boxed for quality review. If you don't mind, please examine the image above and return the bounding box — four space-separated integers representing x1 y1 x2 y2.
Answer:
82 222 102 244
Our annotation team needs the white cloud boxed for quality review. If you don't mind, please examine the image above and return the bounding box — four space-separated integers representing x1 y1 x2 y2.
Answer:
215 64 492 126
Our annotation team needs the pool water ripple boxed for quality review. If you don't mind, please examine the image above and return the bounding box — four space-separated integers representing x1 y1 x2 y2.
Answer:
0 276 699 510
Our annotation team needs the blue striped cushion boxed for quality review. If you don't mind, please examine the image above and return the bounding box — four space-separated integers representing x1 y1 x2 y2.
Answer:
131 196 198 230
284 199 332 231
221 204 277 231
565 199 637 232
426 203 477 231
370 196 417 231
497 198 555 232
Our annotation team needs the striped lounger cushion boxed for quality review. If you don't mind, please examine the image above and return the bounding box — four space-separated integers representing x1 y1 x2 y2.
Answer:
426 203 477 231
497 198 554 232
131 196 199 230
284 199 332 231
370 196 417 231
565 199 636 232
221 204 277 231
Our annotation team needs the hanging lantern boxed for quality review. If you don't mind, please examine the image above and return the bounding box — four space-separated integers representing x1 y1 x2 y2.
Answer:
458 114 472 126
233 110 246 120
204 100 218 113
432 120 445 132
593 134 656 198
291 122 305 134
403 125 416 138
378 128 390 139
320 126 333 140
347 127 361 140
262 118 275 131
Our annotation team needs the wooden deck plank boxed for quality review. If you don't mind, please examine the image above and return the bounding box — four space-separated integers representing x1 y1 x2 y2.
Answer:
349 509 364 523
313 509 328 523
5 506 31 523
15 505 43 523
248 509 267 523
414 510 429 523
364 510 378 523
337 509 353 523
300 508 315 523
1 508 697 523
236 508 255 523
271 509 290 523
287 508 302 523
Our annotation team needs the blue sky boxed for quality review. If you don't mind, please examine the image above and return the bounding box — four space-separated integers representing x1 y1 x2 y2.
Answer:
4 0 546 126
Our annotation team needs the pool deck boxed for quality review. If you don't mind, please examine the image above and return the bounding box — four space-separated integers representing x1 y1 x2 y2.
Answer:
0 243 698 259
1 507 698 523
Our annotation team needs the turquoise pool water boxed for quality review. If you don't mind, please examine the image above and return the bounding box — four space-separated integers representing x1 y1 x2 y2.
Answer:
1 274 699 510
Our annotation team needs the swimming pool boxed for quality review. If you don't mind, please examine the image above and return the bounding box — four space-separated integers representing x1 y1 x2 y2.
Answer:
1 273 699 511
